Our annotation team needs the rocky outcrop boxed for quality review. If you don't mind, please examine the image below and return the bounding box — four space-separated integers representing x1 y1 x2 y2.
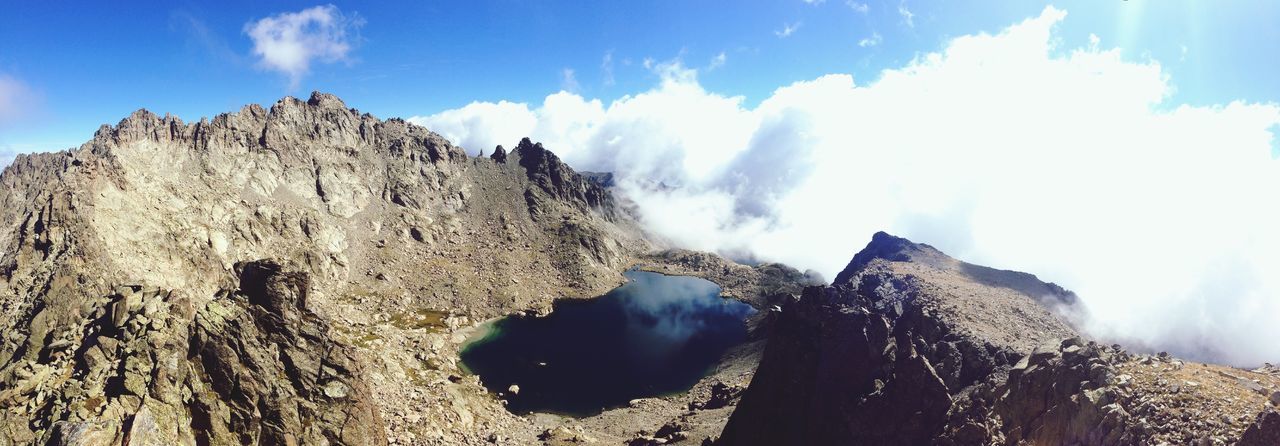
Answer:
937 338 1133 445
940 340 1280 445
4 260 382 446
512 137 615 219
186 260 384 445
1239 409 1280 446
718 232 1280 446
489 145 507 163
715 286 961 445
719 232 1079 445
0 93 648 445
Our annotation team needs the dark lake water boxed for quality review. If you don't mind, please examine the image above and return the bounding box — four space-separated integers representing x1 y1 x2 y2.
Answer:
459 270 756 416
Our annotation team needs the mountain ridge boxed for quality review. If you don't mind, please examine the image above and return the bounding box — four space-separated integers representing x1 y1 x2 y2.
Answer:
717 232 1280 446
2 92 1276 445
0 91 661 444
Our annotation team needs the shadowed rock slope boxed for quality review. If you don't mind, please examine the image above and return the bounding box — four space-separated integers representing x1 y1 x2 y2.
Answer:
718 232 1280 445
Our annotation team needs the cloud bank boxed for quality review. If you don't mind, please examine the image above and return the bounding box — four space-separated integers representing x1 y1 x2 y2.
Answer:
412 7 1280 366
244 4 361 88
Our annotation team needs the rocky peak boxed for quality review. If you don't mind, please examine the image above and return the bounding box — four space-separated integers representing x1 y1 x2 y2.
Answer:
720 233 1280 445
0 92 650 444
719 233 1081 445
834 231 1079 311
512 137 615 217
306 91 349 109
512 137 555 169
833 231 938 284
490 144 508 163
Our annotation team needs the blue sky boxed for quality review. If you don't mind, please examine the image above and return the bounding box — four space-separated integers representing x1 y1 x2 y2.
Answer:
0 1 1277 155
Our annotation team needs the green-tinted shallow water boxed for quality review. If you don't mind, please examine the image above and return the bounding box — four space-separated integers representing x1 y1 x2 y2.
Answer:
459 270 756 416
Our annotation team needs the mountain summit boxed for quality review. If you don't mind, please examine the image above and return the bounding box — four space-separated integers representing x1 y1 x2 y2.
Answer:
0 94 1276 445
719 232 1280 446
0 92 659 444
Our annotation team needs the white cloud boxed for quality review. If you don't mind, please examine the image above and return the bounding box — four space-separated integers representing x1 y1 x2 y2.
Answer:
858 32 883 48
244 4 361 88
898 1 915 27
775 22 802 38
407 101 540 156
708 52 727 71
561 68 581 93
803 0 826 4
847 1 869 13
411 7 1280 366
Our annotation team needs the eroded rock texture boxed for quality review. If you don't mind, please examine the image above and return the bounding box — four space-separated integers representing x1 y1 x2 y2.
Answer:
0 92 648 444
719 232 1079 445
186 260 384 446
10 260 382 446
719 232 1280 446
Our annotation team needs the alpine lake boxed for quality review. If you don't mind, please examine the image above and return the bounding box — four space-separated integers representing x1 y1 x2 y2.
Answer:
459 270 756 416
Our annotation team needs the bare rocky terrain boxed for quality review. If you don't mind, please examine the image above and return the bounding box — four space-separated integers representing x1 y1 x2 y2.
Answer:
717 232 1280 445
1 93 1276 445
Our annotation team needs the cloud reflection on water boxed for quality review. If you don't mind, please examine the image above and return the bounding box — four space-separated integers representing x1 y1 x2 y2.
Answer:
615 272 755 361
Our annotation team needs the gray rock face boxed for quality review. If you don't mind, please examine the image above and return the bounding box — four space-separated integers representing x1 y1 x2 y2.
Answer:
490 145 508 163
1239 408 1280 446
937 339 1135 445
0 92 649 444
719 233 1280 446
512 137 616 220
719 232 1083 446
12 261 383 446
187 260 384 446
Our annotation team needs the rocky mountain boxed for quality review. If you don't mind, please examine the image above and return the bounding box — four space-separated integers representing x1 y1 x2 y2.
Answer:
1 92 1276 445
717 232 1280 445
0 92 675 445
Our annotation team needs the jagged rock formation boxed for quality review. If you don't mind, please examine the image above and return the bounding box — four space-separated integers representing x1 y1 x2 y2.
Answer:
4 92 1276 445
939 339 1134 445
0 93 653 444
718 232 1280 445
6 259 382 445
718 232 1080 445
185 260 384 446
489 145 507 164
511 138 615 220
939 339 1280 445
